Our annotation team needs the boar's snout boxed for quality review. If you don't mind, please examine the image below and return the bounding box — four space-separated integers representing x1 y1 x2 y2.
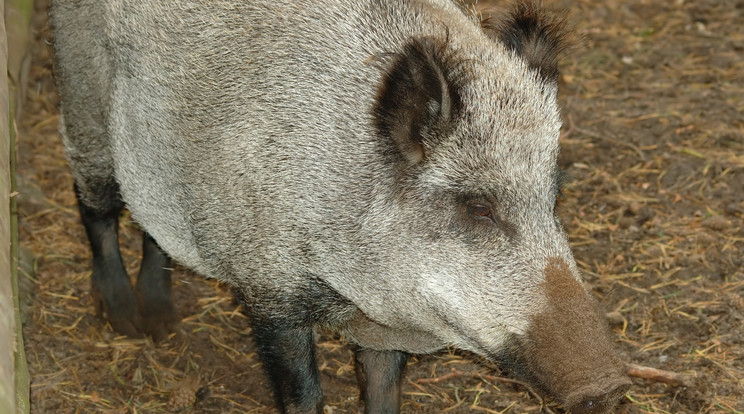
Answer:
521 258 631 412
565 379 631 414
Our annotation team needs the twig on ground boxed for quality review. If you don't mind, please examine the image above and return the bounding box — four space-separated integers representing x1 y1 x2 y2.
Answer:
625 363 693 387
416 371 462 384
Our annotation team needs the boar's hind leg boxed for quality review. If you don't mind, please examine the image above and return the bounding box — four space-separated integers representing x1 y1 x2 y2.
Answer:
135 233 179 342
354 348 409 414
248 311 324 414
76 182 142 338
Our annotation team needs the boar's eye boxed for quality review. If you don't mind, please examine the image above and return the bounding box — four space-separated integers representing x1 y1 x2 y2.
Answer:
470 204 494 221
466 202 516 237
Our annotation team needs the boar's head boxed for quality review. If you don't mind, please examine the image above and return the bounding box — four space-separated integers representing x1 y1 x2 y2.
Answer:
348 2 631 412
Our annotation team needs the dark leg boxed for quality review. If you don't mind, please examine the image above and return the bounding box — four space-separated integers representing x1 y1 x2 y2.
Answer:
135 233 179 342
76 183 142 337
355 348 409 414
246 306 324 414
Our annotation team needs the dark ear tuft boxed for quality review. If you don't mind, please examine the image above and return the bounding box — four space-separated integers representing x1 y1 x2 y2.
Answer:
374 37 462 165
481 1 572 82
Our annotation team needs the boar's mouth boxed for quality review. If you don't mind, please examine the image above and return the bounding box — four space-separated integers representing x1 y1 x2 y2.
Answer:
491 258 631 413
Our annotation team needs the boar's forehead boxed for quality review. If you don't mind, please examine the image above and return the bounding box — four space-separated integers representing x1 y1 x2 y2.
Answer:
465 71 561 164
422 116 562 199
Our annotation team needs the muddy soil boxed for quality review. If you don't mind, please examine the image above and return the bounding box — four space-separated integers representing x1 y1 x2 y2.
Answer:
17 0 743 413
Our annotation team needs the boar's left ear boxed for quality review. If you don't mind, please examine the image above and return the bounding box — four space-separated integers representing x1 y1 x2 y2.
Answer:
481 1 571 83
374 37 462 165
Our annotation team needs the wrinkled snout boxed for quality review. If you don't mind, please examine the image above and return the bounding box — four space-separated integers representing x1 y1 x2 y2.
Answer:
521 258 631 412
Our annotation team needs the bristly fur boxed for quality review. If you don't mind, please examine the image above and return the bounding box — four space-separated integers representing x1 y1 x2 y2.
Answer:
480 1 572 83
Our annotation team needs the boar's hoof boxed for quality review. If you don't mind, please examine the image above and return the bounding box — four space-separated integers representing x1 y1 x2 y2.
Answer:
140 301 180 342
567 381 631 414
91 283 143 339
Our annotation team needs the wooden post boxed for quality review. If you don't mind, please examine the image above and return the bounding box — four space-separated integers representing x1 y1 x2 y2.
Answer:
3 0 34 412
0 2 16 410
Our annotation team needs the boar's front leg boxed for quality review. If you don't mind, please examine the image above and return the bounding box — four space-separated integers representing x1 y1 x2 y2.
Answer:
248 308 324 414
355 348 409 414
135 234 179 342
76 183 142 337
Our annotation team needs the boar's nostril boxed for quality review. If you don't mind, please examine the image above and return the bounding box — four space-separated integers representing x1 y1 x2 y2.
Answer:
579 399 598 413
568 381 631 414
575 398 606 414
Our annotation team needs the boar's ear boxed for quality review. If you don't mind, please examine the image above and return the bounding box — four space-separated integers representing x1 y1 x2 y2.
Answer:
374 37 461 165
481 1 571 83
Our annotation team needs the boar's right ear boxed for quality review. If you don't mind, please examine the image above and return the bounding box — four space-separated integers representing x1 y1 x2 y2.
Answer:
480 1 571 83
374 37 462 165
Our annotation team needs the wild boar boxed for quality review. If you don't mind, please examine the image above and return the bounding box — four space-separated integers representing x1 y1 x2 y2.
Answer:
49 0 631 412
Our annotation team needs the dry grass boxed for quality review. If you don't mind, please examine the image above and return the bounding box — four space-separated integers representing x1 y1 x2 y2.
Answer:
17 0 743 413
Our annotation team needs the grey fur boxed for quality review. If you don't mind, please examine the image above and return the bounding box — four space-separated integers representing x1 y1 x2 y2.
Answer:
50 0 628 411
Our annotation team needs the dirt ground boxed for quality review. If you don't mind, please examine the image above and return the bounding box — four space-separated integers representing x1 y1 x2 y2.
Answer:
16 0 743 413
